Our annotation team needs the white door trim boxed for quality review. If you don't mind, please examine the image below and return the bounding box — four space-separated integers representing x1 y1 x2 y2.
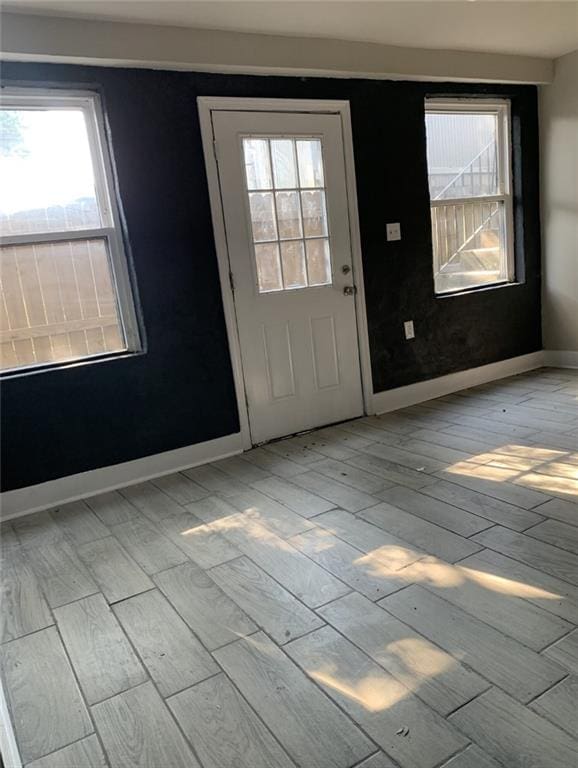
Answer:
198 97 374 449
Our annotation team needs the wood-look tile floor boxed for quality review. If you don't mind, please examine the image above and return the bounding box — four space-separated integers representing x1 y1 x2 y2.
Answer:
2 367 578 768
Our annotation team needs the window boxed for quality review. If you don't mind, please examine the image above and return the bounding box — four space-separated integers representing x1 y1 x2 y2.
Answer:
425 99 514 295
0 88 140 373
242 137 332 292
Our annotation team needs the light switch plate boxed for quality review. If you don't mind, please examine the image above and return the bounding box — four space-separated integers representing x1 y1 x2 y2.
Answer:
404 320 415 340
387 222 401 241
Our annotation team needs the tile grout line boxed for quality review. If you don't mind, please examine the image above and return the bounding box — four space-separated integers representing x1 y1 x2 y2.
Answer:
442 686 492 719
296 602 489 726
97 603 210 768
50 608 117 768
381 575 577 664
538 628 576 654
463 536 578 590
277 630 397 763
375 593 571 709
525 677 578 741
196 632 303 768
524 673 571 705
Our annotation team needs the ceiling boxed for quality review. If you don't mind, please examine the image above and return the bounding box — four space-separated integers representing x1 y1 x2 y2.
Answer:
4 1 578 59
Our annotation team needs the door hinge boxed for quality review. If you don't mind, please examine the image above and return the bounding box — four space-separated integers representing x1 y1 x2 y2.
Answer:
229 271 235 292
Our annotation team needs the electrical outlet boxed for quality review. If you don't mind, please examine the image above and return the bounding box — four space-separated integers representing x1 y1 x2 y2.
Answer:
404 320 415 340
386 222 401 241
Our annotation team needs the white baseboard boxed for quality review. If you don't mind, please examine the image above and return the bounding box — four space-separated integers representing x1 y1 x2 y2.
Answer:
543 349 578 369
0 432 243 521
0 349 557 521
372 351 545 415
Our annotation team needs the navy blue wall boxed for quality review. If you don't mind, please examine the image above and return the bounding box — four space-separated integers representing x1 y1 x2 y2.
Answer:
0 63 542 491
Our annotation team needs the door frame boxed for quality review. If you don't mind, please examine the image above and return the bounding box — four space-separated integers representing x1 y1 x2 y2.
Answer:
198 96 374 449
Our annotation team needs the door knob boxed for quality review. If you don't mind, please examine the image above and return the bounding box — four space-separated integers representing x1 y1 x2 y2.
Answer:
343 285 356 296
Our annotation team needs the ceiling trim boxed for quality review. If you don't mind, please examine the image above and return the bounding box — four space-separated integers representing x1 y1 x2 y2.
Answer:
0 12 554 84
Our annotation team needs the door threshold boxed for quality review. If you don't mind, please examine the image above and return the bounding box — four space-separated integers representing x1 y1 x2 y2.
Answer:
252 413 365 449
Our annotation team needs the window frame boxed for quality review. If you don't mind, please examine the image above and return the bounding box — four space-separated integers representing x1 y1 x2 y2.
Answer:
0 86 141 375
425 97 515 296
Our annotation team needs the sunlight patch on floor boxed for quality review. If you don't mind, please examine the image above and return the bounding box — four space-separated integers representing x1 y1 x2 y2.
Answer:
355 545 424 574
446 462 519 482
308 636 456 713
353 547 563 601
386 636 463 691
535 462 578 480
311 666 410 712
443 444 578 498
514 472 578 498
492 445 568 461
189 505 297 549
477 453 544 471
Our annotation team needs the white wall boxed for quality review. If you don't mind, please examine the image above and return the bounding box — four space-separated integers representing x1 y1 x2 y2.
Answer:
1 11 553 84
540 50 578 354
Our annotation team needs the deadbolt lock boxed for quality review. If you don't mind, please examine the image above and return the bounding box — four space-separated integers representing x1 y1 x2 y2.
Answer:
341 264 351 274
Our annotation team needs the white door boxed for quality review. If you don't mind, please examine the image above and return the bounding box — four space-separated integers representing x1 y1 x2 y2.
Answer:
212 109 364 444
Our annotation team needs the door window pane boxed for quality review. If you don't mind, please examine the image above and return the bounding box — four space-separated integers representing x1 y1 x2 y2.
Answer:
249 192 277 241
276 191 302 239
296 140 324 188
306 239 332 286
254 243 282 292
243 139 272 190
301 190 328 237
280 241 307 289
0 109 101 236
242 136 333 293
271 140 297 188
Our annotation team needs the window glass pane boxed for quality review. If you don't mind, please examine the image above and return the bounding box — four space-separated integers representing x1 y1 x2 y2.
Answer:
0 109 101 236
296 140 324 188
426 112 499 200
306 239 332 286
249 192 277 241
254 243 282 292
271 139 297 188
280 241 307 289
431 201 507 293
301 190 328 237
243 139 272 190
276 191 302 239
0 238 126 371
